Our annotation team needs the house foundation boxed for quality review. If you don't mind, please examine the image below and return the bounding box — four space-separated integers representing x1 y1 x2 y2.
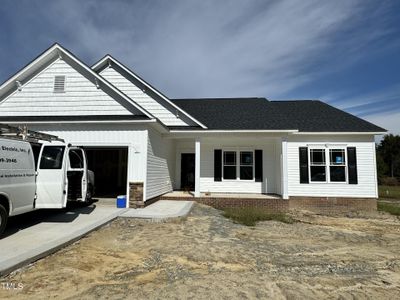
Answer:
159 193 377 214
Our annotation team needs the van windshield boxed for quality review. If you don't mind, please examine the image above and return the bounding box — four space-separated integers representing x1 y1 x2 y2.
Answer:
39 146 65 169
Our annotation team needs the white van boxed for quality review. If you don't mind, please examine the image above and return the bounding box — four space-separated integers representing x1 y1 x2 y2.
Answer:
0 137 94 235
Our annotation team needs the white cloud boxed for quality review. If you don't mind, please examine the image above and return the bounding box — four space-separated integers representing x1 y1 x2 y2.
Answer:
1 0 396 117
332 84 400 112
365 111 400 135
26 0 393 99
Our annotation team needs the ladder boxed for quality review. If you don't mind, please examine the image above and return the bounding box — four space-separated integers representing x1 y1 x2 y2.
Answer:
0 123 64 143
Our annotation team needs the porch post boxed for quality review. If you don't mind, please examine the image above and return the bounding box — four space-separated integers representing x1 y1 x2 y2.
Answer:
281 137 289 200
195 138 201 197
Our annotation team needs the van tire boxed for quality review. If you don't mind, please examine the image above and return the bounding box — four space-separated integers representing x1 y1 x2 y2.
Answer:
0 204 8 236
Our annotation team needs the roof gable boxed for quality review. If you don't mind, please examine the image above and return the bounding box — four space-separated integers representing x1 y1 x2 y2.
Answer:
0 44 154 120
92 55 207 128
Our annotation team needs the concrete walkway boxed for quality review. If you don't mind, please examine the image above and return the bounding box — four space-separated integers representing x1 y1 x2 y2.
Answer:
0 204 126 276
121 200 193 220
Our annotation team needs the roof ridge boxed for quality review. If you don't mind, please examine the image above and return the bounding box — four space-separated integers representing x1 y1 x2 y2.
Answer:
172 97 268 101
270 99 321 102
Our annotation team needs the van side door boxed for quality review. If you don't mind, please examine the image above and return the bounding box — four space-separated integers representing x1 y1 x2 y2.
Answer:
35 145 68 209
67 147 88 201
0 139 36 215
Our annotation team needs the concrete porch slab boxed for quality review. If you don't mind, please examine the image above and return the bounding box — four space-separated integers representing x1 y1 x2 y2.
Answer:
120 200 194 220
0 204 126 277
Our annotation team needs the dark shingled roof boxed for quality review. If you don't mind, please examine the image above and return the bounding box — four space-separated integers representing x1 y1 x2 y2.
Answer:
171 98 386 132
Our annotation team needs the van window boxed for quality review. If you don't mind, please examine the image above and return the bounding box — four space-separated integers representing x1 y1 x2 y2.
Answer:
69 149 84 169
39 146 65 169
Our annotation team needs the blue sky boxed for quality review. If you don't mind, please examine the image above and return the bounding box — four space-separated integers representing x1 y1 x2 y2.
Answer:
0 0 399 134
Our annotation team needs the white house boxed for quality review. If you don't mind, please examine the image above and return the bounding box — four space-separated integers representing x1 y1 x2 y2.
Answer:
0 44 385 210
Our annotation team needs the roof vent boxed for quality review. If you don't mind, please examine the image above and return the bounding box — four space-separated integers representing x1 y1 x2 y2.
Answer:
53 75 65 93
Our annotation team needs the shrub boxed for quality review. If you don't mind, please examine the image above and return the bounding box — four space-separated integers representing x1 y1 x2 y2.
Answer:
379 177 399 186
222 207 294 226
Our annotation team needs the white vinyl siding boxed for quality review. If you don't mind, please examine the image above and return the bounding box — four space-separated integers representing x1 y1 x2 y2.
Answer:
100 66 191 126
26 123 148 200
0 59 132 116
146 128 175 200
287 135 378 198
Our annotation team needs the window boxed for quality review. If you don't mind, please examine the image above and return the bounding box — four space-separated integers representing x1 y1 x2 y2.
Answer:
310 149 326 182
69 149 84 169
39 146 65 169
307 147 347 183
222 150 254 180
53 75 65 93
240 151 253 180
223 151 236 179
329 149 346 182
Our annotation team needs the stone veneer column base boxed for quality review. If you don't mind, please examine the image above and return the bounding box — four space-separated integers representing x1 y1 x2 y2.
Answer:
129 182 144 208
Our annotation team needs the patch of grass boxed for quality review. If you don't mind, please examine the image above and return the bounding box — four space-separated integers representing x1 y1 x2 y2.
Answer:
222 207 294 226
378 202 400 216
379 185 400 200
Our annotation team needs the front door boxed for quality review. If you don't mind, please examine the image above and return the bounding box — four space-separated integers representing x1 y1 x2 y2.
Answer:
181 153 195 191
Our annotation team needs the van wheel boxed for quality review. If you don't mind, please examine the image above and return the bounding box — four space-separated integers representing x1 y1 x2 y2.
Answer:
0 204 8 236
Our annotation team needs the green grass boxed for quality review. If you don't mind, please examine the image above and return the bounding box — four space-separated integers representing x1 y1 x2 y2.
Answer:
379 185 400 200
222 207 295 226
377 202 400 216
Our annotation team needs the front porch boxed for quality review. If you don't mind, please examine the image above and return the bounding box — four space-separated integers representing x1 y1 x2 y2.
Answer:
168 133 290 200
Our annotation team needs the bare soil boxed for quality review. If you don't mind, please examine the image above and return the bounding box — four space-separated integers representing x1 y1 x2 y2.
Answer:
1 204 400 299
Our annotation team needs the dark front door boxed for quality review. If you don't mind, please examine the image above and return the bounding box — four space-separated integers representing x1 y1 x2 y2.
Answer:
181 153 195 191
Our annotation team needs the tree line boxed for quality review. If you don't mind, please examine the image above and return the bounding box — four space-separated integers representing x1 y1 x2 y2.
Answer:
376 134 400 185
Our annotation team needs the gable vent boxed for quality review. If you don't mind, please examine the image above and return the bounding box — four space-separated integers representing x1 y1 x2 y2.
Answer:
53 75 66 93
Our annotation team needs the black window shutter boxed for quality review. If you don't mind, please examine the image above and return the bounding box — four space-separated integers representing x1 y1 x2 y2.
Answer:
255 150 263 182
299 147 309 184
347 147 358 184
214 149 222 181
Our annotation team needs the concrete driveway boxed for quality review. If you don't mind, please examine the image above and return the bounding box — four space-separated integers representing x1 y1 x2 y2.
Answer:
0 202 125 276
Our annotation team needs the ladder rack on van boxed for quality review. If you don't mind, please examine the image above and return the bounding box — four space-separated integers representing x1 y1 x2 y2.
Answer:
0 123 64 143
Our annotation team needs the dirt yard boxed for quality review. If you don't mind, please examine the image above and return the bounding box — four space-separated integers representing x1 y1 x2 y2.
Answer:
1 204 400 299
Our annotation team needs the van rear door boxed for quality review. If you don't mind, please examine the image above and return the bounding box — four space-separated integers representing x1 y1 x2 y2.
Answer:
35 145 67 208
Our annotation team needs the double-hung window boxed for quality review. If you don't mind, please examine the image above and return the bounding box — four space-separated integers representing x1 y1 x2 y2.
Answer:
309 148 347 183
223 151 237 180
310 149 326 182
222 150 254 180
240 151 253 180
329 149 346 182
